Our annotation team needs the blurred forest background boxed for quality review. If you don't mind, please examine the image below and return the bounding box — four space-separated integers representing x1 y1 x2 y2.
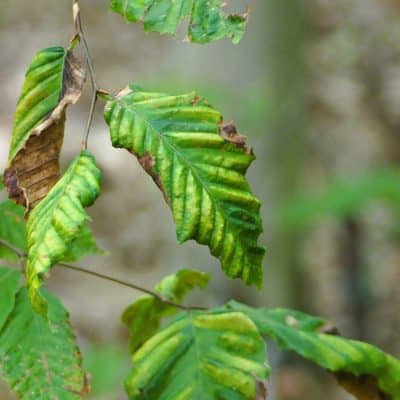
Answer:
1 0 400 399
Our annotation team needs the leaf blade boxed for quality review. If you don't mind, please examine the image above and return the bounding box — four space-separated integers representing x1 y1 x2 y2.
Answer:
0 288 88 399
122 269 210 352
109 0 248 44
104 86 265 286
125 310 269 400
228 301 400 400
4 42 86 211
0 267 20 331
26 150 101 314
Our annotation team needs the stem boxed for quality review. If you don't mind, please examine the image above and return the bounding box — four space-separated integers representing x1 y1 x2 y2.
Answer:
0 238 206 311
0 239 26 259
58 263 207 311
72 0 99 150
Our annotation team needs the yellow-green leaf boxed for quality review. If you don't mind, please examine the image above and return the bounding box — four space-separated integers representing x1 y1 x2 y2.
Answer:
104 85 265 286
122 269 209 352
227 301 400 400
125 310 269 399
26 150 101 315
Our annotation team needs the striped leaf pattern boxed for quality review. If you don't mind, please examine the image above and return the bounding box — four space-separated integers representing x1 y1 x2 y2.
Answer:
125 310 269 399
4 42 86 211
123 269 210 352
227 301 400 399
26 151 101 315
109 0 248 44
104 85 265 286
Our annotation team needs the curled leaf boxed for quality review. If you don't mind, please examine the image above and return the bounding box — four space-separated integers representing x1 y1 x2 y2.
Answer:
4 41 86 212
26 151 101 315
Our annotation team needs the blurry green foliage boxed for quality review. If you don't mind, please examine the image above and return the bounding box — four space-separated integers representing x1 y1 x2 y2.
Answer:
278 168 400 230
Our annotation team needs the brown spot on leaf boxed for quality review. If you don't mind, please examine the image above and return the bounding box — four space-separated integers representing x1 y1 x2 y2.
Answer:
138 152 169 205
219 122 252 154
4 47 86 214
336 372 390 400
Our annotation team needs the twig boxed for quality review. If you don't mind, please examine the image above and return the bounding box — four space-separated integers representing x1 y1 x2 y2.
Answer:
0 239 26 258
0 238 206 311
72 0 99 150
58 262 207 311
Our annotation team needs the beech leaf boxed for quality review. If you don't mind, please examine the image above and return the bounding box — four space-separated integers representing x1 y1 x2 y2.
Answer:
4 40 86 212
104 85 265 286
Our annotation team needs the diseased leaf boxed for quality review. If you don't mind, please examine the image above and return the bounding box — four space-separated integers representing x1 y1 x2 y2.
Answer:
227 301 400 400
26 150 101 315
4 40 86 212
125 310 269 400
0 267 20 331
0 287 88 399
109 0 248 44
0 199 27 262
122 269 209 352
104 85 265 286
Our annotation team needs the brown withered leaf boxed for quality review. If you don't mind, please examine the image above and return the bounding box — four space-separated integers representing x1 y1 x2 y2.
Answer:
4 48 86 213
336 372 390 400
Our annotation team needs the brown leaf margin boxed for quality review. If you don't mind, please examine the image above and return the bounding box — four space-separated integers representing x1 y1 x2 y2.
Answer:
4 41 86 213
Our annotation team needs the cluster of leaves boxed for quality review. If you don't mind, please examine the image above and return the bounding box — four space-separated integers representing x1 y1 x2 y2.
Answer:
0 0 399 399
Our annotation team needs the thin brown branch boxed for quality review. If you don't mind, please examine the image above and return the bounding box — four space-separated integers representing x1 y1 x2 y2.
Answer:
72 0 99 150
57 262 207 311
0 239 26 258
0 237 206 310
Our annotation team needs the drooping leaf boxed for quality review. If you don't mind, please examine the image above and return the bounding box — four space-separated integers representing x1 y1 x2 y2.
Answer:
26 150 101 315
0 267 20 330
122 268 210 352
109 0 248 44
104 85 265 286
0 287 89 399
125 310 269 399
0 199 27 262
4 40 86 212
227 301 400 400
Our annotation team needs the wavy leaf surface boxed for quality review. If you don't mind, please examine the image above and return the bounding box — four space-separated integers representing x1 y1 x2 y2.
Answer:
109 0 248 44
122 269 209 352
125 310 269 399
227 301 400 400
104 85 265 286
0 287 88 399
4 41 86 211
26 151 101 314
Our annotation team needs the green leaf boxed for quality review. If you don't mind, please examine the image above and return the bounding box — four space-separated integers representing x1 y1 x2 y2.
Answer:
104 86 265 286
0 288 88 399
109 0 248 44
125 310 269 399
122 269 210 353
4 42 86 211
0 199 27 262
0 267 20 331
227 301 400 399
26 150 101 315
